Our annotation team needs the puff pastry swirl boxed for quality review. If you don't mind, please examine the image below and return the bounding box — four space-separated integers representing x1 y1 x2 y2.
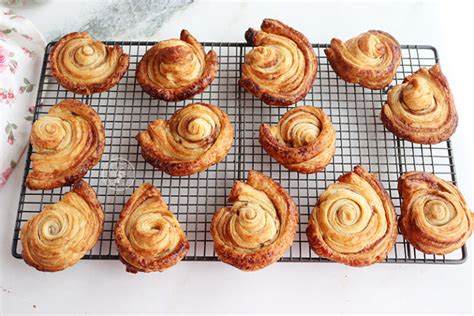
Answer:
136 103 234 176
307 165 397 266
21 180 104 272
50 32 129 94
325 30 401 89
381 64 458 144
259 106 336 173
114 183 189 273
240 19 317 106
398 172 473 255
211 171 298 271
26 100 105 190
136 30 218 101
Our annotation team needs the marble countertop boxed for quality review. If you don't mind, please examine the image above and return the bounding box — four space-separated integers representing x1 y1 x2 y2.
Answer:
1 0 473 314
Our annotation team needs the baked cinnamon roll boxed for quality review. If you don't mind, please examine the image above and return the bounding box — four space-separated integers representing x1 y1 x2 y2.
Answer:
307 165 397 266
211 170 298 271
136 30 218 101
381 64 458 144
259 106 336 173
240 19 317 106
398 172 473 255
26 100 105 190
21 180 104 272
325 30 401 89
114 183 189 273
136 103 234 176
50 32 129 94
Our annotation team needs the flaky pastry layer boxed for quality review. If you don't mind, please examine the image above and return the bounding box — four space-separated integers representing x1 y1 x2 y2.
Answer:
307 165 397 267
240 19 317 106
50 32 129 94
26 100 105 190
259 106 336 173
115 183 189 273
136 103 234 176
211 170 298 271
21 180 104 272
398 172 473 255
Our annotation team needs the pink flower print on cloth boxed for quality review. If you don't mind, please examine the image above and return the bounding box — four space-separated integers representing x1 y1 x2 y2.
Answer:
0 8 45 189
0 88 15 106
0 45 17 74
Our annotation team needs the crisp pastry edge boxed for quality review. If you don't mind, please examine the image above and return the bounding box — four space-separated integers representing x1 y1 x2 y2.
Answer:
50 32 130 95
324 30 401 90
239 18 318 106
306 165 398 267
25 100 106 190
136 102 234 176
210 170 299 271
114 182 189 273
20 180 104 272
136 30 218 101
259 106 336 173
398 171 473 255
380 64 458 144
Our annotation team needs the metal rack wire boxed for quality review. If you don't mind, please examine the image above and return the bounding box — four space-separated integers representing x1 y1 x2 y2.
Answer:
11 41 466 264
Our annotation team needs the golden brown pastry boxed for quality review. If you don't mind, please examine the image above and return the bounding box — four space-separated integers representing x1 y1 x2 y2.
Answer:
259 106 336 173
26 100 105 190
380 64 458 144
211 170 298 271
136 102 234 176
307 165 397 267
136 30 218 101
240 19 317 106
325 30 401 89
398 172 473 255
114 183 189 273
21 180 103 272
50 32 129 94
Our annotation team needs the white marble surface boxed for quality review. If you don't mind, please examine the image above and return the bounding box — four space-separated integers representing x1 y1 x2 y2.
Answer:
10 0 193 41
1 0 473 314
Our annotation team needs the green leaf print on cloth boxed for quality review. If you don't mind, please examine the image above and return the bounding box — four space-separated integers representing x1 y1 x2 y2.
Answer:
19 77 35 94
5 121 18 145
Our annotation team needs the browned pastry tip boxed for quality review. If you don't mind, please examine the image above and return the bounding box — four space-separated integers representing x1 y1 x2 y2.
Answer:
21 180 104 272
398 172 473 255
381 64 458 144
239 19 317 106
50 32 129 95
26 100 105 190
306 165 397 267
136 102 234 176
114 183 189 273
136 30 218 101
259 105 336 173
325 30 401 89
211 170 298 271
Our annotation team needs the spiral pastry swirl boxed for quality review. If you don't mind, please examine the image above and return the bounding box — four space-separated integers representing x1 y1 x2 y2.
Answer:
21 180 104 272
211 170 298 271
137 103 234 176
26 100 105 190
136 30 218 101
240 19 317 106
381 64 458 144
114 183 189 273
307 165 397 266
259 106 336 173
325 30 401 89
398 172 473 255
50 32 129 94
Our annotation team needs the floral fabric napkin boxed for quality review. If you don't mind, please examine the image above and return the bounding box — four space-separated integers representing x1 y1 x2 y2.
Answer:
0 7 45 188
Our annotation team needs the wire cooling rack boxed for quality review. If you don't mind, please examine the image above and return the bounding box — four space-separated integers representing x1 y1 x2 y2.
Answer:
12 41 467 264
